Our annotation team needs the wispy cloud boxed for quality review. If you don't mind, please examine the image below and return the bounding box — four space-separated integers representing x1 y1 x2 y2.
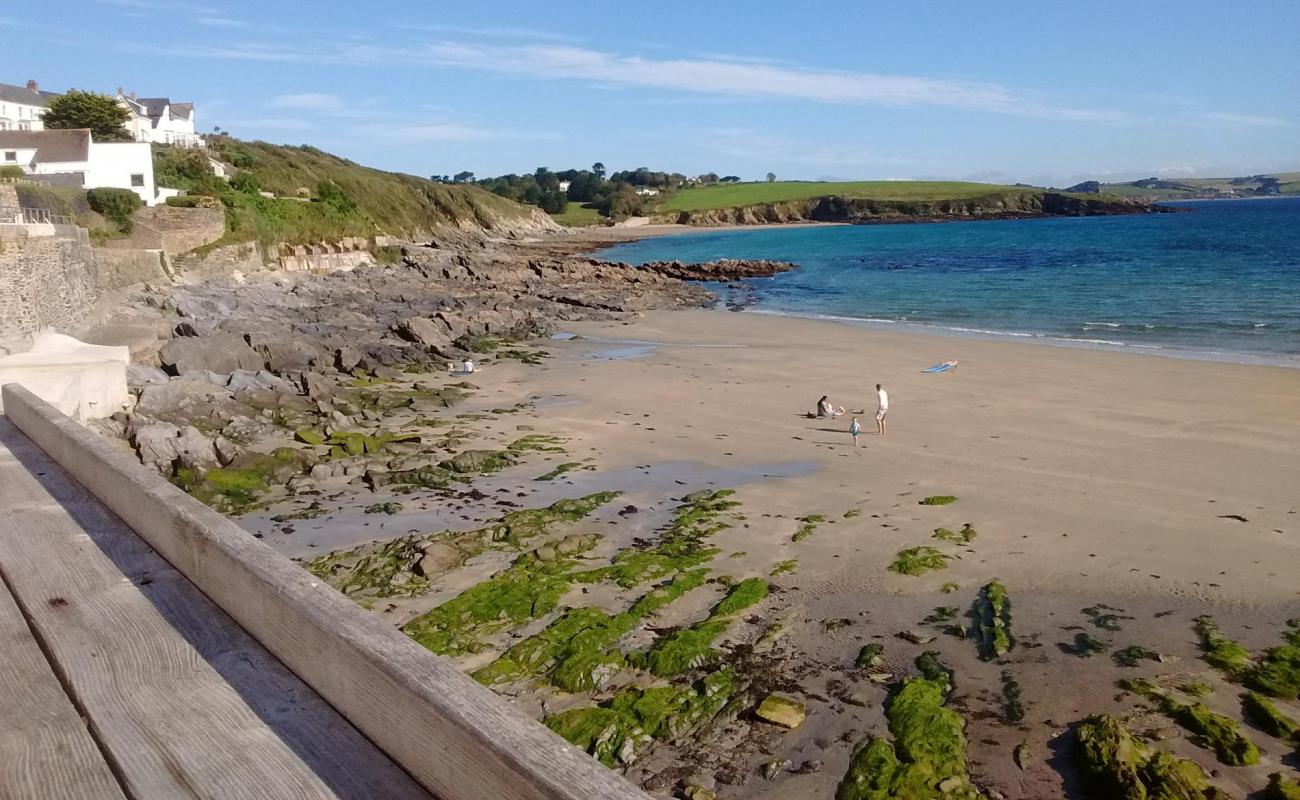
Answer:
701 127 933 169
269 92 345 112
410 42 1124 122
1199 111 1297 129
197 16 245 28
220 118 316 132
396 23 581 43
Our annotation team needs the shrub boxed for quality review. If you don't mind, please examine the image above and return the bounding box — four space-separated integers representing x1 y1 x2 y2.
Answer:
229 171 261 194
164 194 221 209
0 165 24 179
86 187 143 233
153 146 221 194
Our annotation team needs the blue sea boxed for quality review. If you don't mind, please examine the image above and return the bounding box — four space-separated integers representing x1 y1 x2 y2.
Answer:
594 197 1300 366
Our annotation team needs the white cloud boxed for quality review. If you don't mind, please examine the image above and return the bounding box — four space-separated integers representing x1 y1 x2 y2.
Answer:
220 118 316 132
268 92 345 112
396 23 581 43
410 42 1123 122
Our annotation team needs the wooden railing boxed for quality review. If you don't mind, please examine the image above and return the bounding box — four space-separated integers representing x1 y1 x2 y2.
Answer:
0 207 74 226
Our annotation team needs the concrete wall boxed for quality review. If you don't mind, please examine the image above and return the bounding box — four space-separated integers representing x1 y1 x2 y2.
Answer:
0 224 100 346
1 385 652 800
93 246 169 289
84 142 156 205
100 205 225 253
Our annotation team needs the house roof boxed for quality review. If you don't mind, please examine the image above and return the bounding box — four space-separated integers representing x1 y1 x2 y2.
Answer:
0 82 58 107
139 97 170 118
0 129 91 163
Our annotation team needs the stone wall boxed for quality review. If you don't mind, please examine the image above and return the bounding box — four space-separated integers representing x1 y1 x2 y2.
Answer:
99 206 225 254
0 224 101 347
169 241 267 283
94 247 170 289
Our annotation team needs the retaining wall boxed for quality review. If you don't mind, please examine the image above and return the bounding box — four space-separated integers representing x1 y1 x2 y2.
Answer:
0 384 650 800
0 225 101 346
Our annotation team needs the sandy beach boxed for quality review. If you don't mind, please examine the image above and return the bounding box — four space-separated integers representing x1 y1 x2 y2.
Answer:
248 306 1299 798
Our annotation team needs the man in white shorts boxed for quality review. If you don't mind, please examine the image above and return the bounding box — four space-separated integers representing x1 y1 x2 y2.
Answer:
875 383 889 435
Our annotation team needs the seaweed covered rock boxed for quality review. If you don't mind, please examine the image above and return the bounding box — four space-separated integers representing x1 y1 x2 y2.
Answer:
972 580 1013 660
1074 714 1238 800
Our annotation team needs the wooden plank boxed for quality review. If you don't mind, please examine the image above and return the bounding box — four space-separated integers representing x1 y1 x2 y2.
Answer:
0 577 125 800
4 380 652 800
0 417 431 800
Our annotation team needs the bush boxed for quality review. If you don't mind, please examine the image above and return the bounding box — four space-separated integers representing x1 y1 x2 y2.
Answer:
0 165 24 179
164 194 221 209
86 187 143 234
229 171 261 194
153 146 222 194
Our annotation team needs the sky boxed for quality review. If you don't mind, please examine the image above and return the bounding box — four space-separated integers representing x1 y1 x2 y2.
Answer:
4 1 1298 186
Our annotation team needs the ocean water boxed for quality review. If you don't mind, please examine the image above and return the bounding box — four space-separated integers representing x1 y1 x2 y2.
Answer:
594 197 1300 366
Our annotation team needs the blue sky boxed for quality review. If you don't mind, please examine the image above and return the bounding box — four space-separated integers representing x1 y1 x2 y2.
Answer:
5 1 1298 185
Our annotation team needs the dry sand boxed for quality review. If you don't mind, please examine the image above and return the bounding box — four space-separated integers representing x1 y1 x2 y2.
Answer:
258 308 1300 798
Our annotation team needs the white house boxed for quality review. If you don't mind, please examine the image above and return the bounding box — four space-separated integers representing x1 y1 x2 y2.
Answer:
116 90 203 147
0 129 158 205
634 186 660 197
557 180 571 192
0 81 56 132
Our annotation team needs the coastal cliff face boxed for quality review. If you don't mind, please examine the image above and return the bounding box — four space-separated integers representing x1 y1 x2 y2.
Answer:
655 191 1171 226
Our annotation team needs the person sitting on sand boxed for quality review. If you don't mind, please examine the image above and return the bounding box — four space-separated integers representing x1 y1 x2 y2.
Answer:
817 396 845 418
850 416 862 447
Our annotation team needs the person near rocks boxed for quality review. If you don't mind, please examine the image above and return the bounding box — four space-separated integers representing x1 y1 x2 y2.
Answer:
875 384 889 435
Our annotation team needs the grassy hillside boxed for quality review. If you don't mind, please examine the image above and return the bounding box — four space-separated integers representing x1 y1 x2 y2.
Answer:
657 180 1039 212
1087 172 1300 200
155 138 550 248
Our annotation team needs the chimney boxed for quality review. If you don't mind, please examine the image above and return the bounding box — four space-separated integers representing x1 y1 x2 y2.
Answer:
26 79 38 93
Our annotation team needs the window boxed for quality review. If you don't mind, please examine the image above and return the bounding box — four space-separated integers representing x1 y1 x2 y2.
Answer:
18 121 30 131
131 174 145 187
4 151 16 162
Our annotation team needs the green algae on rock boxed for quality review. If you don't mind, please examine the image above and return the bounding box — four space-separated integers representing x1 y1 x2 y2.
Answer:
1074 714 1236 800
837 654 984 800
972 580 1013 660
1241 691 1299 741
1194 616 1300 700
507 433 568 453
1064 632 1109 657
536 462 584 481
1001 670 1025 723
889 546 951 576
639 578 769 677
545 668 748 767
576 489 739 588
1268 773 1300 800
1194 615 1253 676
856 643 885 669
770 559 798 577
1120 679 1260 766
1113 645 1161 668
932 524 977 544
174 446 308 514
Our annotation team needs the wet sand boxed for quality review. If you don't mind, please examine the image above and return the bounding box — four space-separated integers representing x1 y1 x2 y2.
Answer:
254 308 1300 798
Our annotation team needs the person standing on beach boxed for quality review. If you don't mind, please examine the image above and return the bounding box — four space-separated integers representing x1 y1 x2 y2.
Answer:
875 384 889 435
850 416 862 447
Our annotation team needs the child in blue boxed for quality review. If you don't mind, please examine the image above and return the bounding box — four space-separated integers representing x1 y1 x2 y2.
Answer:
849 416 862 447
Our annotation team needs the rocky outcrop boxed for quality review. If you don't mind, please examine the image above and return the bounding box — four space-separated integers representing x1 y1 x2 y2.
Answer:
635 259 797 281
655 191 1174 227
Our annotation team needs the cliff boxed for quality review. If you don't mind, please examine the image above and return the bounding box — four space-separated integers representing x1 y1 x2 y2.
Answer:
654 190 1171 226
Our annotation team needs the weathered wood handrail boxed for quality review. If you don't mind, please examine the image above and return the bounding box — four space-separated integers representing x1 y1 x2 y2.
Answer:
1 383 650 800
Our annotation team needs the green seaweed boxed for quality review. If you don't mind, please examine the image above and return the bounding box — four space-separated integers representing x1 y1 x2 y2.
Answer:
1063 632 1108 657
711 577 768 617
918 495 957 506
1268 773 1300 800
856 643 885 668
575 489 738 588
363 501 403 515
1074 714 1230 800
1194 617 1300 700
536 462 583 481
1114 645 1161 668
888 546 951 576
270 500 327 521
792 513 825 542
1122 680 1260 766
770 559 798 577
972 580 1013 660
1179 683 1213 698
837 665 984 800
545 668 747 767
507 434 568 453
1241 691 1299 741
174 447 305 514
1083 605 1134 632
1193 615 1253 677
639 579 768 677
1001 670 1024 723
932 524 977 544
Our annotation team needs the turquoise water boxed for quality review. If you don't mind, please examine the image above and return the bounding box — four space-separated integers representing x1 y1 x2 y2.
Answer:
595 198 1300 366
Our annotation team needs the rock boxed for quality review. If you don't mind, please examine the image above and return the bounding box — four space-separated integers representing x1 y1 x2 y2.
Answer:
899 630 936 645
683 774 716 793
756 694 806 729
335 345 362 373
841 691 872 707
683 788 717 800
867 673 894 684
443 449 511 474
309 463 335 480
159 333 263 375
132 422 217 474
761 760 791 781
126 365 169 389
792 760 822 774
635 259 798 281
227 369 295 395
532 544 558 562
213 436 241 466
394 317 452 351
414 543 460 576
938 776 965 793
257 338 326 375
135 380 244 425
300 371 337 400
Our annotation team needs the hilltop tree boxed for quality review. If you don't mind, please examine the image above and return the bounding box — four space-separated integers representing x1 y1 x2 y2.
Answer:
766 172 777 183
42 90 132 141
720 175 741 183
591 162 606 179
453 170 474 183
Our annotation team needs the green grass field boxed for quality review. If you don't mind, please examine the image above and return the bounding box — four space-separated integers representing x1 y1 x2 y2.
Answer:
656 180 1035 212
549 202 605 227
